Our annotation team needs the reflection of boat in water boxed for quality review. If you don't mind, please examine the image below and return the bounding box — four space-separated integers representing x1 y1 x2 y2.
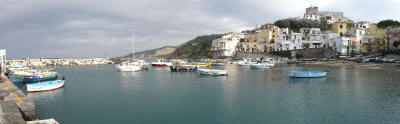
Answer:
198 69 227 76
288 71 327 78
27 80 65 92
289 77 327 83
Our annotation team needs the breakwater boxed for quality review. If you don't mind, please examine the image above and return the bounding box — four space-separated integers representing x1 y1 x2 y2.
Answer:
0 74 35 123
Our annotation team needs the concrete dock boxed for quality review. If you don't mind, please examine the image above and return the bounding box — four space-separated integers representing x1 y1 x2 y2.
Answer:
0 74 36 124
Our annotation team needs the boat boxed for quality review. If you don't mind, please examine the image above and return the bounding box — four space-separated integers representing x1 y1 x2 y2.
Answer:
250 63 275 67
115 32 147 72
250 65 271 69
288 71 327 78
27 79 65 92
211 63 225 66
151 59 172 67
169 65 198 72
192 62 211 67
198 69 227 76
10 71 58 83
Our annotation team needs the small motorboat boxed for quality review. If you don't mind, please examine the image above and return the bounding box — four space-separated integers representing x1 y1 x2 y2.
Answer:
198 69 227 76
250 63 275 67
288 71 327 78
27 79 65 92
169 65 198 72
151 59 172 67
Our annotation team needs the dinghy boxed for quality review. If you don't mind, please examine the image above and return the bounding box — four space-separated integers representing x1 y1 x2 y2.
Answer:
27 79 65 92
198 69 227 76
288 71 327 78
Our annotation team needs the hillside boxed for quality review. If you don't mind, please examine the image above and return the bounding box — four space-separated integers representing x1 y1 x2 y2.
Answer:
166 34 223 59
123 46 176 59
120 34 223 59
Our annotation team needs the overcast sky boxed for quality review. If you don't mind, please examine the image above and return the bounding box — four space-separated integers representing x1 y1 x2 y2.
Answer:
1 0 399 58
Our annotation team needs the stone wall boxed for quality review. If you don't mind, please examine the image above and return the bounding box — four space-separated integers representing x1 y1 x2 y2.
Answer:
294 47 335 59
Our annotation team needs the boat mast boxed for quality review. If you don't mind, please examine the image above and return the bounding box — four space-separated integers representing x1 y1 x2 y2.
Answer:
132 32 135 61
41 48 44 73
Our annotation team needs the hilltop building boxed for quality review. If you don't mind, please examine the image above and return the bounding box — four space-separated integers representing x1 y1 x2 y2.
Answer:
304 6 351 23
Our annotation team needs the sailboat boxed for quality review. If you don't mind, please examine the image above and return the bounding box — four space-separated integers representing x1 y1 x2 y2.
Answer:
116 32 147 72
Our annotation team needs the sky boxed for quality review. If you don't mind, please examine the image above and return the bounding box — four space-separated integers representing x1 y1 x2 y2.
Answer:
0 0 399 58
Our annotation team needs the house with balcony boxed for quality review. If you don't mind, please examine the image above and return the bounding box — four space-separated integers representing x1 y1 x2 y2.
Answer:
238 30 275 53
211 32 244 58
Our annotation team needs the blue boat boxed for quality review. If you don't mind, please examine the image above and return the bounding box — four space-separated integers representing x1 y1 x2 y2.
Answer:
10 72 58 83
288 71 327 78
27 79 65 92
250 66 271 69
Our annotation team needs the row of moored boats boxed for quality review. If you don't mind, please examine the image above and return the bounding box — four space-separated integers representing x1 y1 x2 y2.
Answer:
6 66 65 92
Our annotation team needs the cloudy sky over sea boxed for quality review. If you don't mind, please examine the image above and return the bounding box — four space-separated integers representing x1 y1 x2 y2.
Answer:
1 0 399 58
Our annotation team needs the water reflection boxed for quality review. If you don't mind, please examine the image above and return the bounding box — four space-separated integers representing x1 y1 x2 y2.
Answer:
289 77 327 83
28 88 64 101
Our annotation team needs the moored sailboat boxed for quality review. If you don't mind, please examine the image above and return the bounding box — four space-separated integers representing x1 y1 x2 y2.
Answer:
116 32 147 72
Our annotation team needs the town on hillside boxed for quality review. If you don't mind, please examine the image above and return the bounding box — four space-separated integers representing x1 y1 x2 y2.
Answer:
210 6 400 62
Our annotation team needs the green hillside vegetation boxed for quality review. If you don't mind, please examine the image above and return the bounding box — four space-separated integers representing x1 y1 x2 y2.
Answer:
377 19 400 29
167 34 223 59
274 18 330 32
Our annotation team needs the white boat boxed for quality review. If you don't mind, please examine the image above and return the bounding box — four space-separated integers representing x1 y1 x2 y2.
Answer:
116 32 147 72
198 69 227 76
151 59 172 67
27 80 64 92
250 63 275 67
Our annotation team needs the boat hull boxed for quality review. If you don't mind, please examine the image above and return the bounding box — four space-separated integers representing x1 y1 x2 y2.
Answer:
116 65 142 72
169 65 198 72
199 69 227 76
27 80 65 92
10 72 58 83
250 66 271 69
151 64 170 67
288 71 327 78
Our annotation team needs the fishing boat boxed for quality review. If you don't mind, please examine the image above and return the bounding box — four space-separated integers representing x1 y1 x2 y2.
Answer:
10 71 57 83
116 32 147 72
288 71 327 78
151 59 172 67
192 62 211 67
27 79 64 92
169 65 198 72
198 69 227 76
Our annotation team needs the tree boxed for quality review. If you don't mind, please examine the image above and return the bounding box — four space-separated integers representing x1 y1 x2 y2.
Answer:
302 43 310 49
273 19 329 32
377 19 400 29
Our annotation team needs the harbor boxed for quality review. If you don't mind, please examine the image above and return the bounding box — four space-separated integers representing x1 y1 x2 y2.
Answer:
1 0 400 123
27 64 400 123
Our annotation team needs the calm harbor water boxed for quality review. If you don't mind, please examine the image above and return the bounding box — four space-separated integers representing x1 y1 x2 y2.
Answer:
27 64 400 124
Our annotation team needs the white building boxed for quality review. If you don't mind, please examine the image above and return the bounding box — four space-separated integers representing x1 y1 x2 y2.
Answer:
347 28 366 53
334 37 350 56
0 49 5 72
321 31 339 47
211 33 244 57
303 6 351 23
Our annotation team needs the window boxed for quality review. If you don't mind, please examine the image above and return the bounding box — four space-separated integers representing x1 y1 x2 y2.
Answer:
340 25 343 29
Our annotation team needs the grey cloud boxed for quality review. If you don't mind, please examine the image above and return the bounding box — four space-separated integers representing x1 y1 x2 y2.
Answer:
0 0 399 58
